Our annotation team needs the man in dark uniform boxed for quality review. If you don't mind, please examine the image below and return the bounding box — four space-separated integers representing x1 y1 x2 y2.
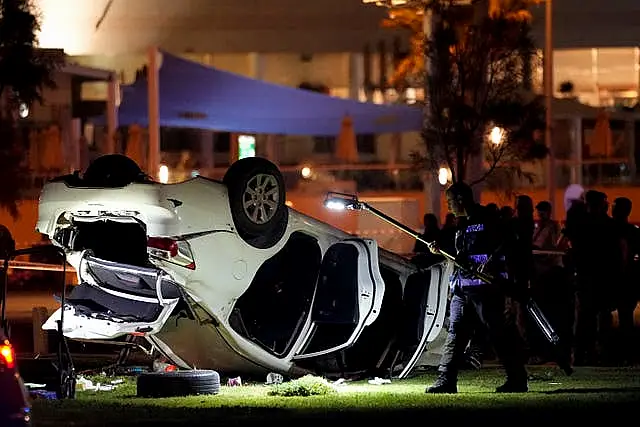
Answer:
426 182 528 394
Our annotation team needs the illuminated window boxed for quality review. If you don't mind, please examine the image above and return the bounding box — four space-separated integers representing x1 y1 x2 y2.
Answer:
238 135 256 159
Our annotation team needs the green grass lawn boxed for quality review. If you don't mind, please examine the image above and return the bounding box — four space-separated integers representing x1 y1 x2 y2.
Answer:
31 366 640 427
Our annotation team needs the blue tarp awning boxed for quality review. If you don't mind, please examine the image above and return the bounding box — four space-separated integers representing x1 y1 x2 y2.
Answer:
106 52 422 136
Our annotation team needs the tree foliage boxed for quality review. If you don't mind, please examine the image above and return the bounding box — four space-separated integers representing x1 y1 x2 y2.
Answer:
382 0 541 87
0 0 59 218
383 0 547 191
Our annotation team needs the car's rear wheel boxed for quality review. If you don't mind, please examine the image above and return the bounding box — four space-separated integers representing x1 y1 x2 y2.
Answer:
136 370 221 397
223 157 288 249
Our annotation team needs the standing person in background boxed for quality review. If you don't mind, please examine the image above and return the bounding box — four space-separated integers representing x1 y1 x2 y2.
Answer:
532 200 570 364
439 213 458 256
412 213 443 268
507 196 535 360
573 190 624 365
611 197 640 365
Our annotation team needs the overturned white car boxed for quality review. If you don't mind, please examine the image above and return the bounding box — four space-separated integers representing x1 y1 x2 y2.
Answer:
38 155 451 378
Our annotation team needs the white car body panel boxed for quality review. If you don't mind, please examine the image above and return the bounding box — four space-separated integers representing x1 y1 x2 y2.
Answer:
37 161 451 378
294 239 385 360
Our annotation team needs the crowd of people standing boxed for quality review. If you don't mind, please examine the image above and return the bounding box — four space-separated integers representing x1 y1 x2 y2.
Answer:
412 187 640 374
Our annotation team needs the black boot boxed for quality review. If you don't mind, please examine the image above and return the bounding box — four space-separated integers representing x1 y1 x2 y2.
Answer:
426 373 458 394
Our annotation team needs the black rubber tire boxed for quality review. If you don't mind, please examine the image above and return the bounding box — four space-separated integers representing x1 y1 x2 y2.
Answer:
83 154 147 188
223 157 288 249
136 370 221 398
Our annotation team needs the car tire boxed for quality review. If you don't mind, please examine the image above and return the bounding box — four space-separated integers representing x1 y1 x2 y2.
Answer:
136 370 221 398
223 157 288 249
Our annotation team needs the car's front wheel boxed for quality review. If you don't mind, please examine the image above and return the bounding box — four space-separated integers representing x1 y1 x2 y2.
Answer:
223 157 288 249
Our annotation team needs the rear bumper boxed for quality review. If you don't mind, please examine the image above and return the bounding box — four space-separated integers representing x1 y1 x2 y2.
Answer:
36 181 180 237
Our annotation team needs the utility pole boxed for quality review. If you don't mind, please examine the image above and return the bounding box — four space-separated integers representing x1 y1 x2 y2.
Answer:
544 0 556 216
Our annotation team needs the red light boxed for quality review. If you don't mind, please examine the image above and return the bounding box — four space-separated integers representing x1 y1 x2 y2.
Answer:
1 340 15 369
147 237 178 257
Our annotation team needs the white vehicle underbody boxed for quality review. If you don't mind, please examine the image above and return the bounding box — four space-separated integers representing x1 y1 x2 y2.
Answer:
37 156 452 378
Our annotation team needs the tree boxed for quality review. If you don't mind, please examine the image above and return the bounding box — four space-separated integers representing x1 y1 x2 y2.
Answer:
383 0 541 87
0 0 59 218
384 0 547 191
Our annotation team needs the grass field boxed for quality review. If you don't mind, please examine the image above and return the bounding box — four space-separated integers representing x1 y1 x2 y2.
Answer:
31 366 640 427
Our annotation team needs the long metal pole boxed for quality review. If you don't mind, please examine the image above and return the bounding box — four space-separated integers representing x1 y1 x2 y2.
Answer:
544 0 556 217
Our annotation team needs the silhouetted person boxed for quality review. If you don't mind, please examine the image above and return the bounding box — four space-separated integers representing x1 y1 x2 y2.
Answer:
611 197 640 365
414 213 440 254
486 203 500 218
573 190 624 365
500 206 514 222
412 213 443 268
506 196 535 360
439 213 457 256
532 200 572 363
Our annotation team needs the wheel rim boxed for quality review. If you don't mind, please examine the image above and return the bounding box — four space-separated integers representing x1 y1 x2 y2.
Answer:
242 173 280 225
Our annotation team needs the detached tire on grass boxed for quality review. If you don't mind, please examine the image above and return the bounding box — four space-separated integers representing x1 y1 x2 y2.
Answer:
136 370 221 398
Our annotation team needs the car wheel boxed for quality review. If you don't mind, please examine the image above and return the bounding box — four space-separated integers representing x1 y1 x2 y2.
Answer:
136 370 221 398
223 157 288 249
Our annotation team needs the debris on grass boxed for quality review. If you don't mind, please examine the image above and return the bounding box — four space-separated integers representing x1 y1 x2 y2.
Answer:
368 377 392 386
268 375 337 397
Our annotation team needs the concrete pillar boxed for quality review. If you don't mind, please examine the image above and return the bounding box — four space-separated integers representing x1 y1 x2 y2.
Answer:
147 46 161 180
349 53 364 101
199 130 214 173
629 119 636 182
106 71 119 155
69 118 82 172
571 116 583 185
248 52 265 80
389 133 401 172
229 133 239 165
265 134 279 165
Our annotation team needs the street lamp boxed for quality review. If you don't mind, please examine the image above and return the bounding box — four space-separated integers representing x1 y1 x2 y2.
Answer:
489 126 504 145
438 167 451 185
301 166 313 179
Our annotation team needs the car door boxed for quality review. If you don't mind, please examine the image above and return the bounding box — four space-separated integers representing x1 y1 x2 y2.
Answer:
293 238 385 360
394 259 453 378
42 254 183 340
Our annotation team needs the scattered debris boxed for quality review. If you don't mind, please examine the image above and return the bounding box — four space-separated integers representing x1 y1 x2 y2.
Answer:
266 372 284 385
367 377 392 385
75 376 124 392
227 376 242 387
153 359 178 373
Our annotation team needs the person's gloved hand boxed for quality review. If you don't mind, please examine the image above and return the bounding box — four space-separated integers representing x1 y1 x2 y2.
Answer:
427 241 441 255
